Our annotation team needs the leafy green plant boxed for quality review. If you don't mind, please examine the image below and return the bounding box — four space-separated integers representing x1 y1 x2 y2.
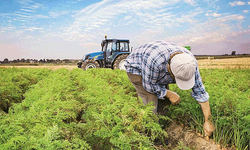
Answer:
0 68 51 113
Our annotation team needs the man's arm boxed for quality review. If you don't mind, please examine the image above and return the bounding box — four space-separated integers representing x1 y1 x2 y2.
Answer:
199 101 214 137
191 67 214 137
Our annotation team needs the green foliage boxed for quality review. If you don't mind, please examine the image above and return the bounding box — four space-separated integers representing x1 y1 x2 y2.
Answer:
0 68 90 149
70 69 167 149
0 68 167 149
0 68 51 113
1 68 249 149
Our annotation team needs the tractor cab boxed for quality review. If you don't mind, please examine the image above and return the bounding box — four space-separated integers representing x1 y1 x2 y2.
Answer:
101 36 130 68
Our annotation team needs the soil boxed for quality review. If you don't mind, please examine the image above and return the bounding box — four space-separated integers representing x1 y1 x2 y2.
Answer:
156 121 221 150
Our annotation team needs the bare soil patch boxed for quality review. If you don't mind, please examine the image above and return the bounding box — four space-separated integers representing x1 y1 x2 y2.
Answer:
156 122 222 150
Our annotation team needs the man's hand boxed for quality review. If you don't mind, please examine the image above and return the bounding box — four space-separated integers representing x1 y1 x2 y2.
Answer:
166 90 181 105
204 121 215 137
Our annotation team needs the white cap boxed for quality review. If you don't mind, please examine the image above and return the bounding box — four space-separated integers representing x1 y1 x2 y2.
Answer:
170 53 196 90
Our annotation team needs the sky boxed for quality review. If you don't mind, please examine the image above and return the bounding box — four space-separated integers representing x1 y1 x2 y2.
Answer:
0 0 250 61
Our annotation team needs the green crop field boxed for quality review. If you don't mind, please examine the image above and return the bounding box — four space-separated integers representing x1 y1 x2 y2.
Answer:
0 68 249 149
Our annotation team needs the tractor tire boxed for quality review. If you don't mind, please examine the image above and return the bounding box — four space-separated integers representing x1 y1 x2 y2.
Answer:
77 62 82 68
113 54 129 70
81 59 100 71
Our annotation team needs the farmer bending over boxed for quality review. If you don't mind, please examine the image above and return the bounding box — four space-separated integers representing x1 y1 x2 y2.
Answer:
124 41 214 137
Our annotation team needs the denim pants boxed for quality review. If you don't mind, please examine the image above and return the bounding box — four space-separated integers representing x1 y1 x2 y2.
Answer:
127 73 170 114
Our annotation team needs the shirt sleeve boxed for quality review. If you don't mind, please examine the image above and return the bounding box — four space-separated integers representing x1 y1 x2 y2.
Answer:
141 53 167 100
191 67 209 102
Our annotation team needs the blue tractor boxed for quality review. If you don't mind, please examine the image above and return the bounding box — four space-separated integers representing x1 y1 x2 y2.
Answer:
77 35 131 70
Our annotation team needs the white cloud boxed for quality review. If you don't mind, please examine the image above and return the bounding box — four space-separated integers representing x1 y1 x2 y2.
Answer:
248 2 250 5
212 12 221 17
18 0 33 5
49 11 70 18
35 14 49 18
229 1 245 6
20 8 35 13
205 12 221 17
184 0 196 6
62 0 204 44
243 10 249 13
169 13 246 47
24 27 43 32
0 26 15 33
63 0 176 42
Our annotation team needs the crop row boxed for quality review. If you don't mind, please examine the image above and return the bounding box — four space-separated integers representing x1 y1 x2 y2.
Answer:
0 68 52 113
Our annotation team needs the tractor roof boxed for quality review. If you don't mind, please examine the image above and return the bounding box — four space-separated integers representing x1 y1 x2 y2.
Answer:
103 39 130 42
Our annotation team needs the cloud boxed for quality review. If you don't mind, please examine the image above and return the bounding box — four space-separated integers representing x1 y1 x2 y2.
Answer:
62 0 202 43
205 12 221 17
212 12 221 17
243 10 249 13
184 0 196 6
20 8 35 13
35 14 49 18
0 0 49 40
229 1 245 6
248 2 250 5
17 0 33 5
49 11 70 18
168 13 246 47
24 27 43 32
0 26 15 34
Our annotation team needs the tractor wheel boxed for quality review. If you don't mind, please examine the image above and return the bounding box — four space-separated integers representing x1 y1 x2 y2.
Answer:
77 62 82 68
81 59 100 71
113 54 129 70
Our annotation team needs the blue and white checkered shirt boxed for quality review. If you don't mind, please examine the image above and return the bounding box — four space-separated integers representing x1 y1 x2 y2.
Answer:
125 41 209 102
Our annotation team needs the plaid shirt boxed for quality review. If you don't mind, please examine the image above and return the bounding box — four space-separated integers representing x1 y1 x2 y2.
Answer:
125 41 209 102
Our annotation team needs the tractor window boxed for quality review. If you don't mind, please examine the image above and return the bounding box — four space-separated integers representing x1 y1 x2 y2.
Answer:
106 41 117 60
111 42 117 51
106 42 112 58
116 42 120 51
120 42 129 52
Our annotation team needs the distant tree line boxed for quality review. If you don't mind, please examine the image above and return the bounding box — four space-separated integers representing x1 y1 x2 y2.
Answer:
0 58 79 64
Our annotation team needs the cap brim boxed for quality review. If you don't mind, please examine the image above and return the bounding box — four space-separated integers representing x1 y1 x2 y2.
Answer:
175 75 195 90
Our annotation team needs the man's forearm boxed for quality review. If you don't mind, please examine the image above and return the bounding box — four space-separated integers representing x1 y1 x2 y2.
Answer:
199 100 215 137
199 101 211 122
